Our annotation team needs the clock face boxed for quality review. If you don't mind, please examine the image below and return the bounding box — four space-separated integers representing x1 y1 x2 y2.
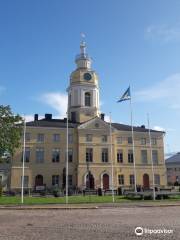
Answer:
84 72 92 81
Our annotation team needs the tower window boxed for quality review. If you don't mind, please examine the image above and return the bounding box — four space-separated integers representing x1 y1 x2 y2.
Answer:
71 112 76 122
85 92 91 106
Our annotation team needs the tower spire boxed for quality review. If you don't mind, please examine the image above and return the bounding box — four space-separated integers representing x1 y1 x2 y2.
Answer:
75 33 92 69
80 33 86 55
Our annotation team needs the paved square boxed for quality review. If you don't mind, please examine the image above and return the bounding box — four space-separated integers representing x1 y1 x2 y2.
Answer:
0 206 179 239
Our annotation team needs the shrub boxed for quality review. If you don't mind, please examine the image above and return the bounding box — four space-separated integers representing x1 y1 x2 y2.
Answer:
52 187 60 197
0 185 2 197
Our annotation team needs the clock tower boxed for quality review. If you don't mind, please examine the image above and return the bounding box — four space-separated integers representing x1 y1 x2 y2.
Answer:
67 41 100 123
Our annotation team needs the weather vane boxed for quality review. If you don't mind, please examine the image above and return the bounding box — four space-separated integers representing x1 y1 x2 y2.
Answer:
81 32 86 40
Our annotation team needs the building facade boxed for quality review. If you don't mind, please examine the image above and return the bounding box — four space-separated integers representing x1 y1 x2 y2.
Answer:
166 152 180 186
10 41 167 192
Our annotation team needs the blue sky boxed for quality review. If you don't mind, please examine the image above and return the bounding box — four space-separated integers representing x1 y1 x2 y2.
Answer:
0 0 180 154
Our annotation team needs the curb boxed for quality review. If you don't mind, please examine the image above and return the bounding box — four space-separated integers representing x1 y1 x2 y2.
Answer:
0 203 180 210
0 204 99 210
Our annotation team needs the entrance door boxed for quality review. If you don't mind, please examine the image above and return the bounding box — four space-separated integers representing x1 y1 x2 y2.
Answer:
143 174 150 189
86 172 95 189
35 175 43 186
103 174 109 190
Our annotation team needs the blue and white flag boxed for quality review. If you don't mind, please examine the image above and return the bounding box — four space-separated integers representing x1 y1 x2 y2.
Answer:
117 86 131 103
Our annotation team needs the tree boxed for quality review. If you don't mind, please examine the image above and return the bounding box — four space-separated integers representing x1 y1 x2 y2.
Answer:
0 105 23 162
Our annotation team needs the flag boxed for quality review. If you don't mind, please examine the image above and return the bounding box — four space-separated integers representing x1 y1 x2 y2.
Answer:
117 86 131 103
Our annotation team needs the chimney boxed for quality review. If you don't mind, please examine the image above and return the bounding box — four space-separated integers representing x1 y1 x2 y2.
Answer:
100 113 105 121
45 114 52 120
34 114 38 121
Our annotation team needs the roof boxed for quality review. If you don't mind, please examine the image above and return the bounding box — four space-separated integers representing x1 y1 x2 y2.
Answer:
25 116 163 133
166 153 180 164
111 123 162 133
26 118 79 128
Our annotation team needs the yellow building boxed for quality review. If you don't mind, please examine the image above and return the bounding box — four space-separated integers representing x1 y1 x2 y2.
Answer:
10 41 167 192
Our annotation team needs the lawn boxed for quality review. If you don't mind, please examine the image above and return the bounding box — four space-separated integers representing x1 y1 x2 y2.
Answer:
0 194 180 205
0 195 128 205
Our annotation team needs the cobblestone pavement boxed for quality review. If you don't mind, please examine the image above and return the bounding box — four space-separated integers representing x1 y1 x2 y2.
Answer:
0 206 179 240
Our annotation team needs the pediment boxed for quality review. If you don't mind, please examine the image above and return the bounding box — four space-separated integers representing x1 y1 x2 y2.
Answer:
78 117 116 131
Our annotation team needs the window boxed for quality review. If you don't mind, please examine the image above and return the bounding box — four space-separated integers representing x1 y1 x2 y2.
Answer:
118 175 124 185
86 148 93 162
117 150 123 163
36 148 44 163
22 147 30 162
102 148 108 162
102 135 107 143
68 134 73 144
68 175 73 186
25 133 30 142
85 92 91 106
128 137 132 144
152 150 158 165
52 175 59 186
52 149 60 162
154 174 160 185
53 134 60 142
152 138 157 145
71 112 76 122
117 137 123 144
128 150 134 163
141 138 146 145
129 175 135 185
68 149 73 162
21 176 29 188
86 134 92 142
141 150 147 164
37 133 44 143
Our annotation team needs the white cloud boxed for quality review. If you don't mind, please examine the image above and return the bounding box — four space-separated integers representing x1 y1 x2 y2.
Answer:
145 24 180 42
24 115 44 122
153 126 165 132
39 92 68 118
104 115 110 122
135 73 180 109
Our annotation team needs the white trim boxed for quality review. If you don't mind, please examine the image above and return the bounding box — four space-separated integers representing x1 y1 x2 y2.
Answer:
12 166 29 169
25 126 74 130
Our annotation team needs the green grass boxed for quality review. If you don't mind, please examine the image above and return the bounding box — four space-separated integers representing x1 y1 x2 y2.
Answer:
0 195 180 205
0 195 128 205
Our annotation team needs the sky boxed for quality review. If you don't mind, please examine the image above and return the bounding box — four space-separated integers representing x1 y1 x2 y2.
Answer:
0 0 180 154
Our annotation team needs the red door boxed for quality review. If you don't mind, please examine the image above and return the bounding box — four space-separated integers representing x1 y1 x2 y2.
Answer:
35 175 43 186
103 174 109 190
143 174 150 189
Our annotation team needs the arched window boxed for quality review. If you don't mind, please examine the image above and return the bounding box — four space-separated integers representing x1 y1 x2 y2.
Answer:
85 92 91 106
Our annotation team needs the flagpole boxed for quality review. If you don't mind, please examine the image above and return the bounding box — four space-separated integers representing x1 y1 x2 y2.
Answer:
147 113 156 200
129 97 137 193
109 112 115 203
66 110 69 204
21 116 26 204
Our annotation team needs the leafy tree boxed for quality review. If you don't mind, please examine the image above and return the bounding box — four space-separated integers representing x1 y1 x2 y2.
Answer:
0 105 23 162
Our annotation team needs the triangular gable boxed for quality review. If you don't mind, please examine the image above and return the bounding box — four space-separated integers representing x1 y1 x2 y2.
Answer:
78 116 117 131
